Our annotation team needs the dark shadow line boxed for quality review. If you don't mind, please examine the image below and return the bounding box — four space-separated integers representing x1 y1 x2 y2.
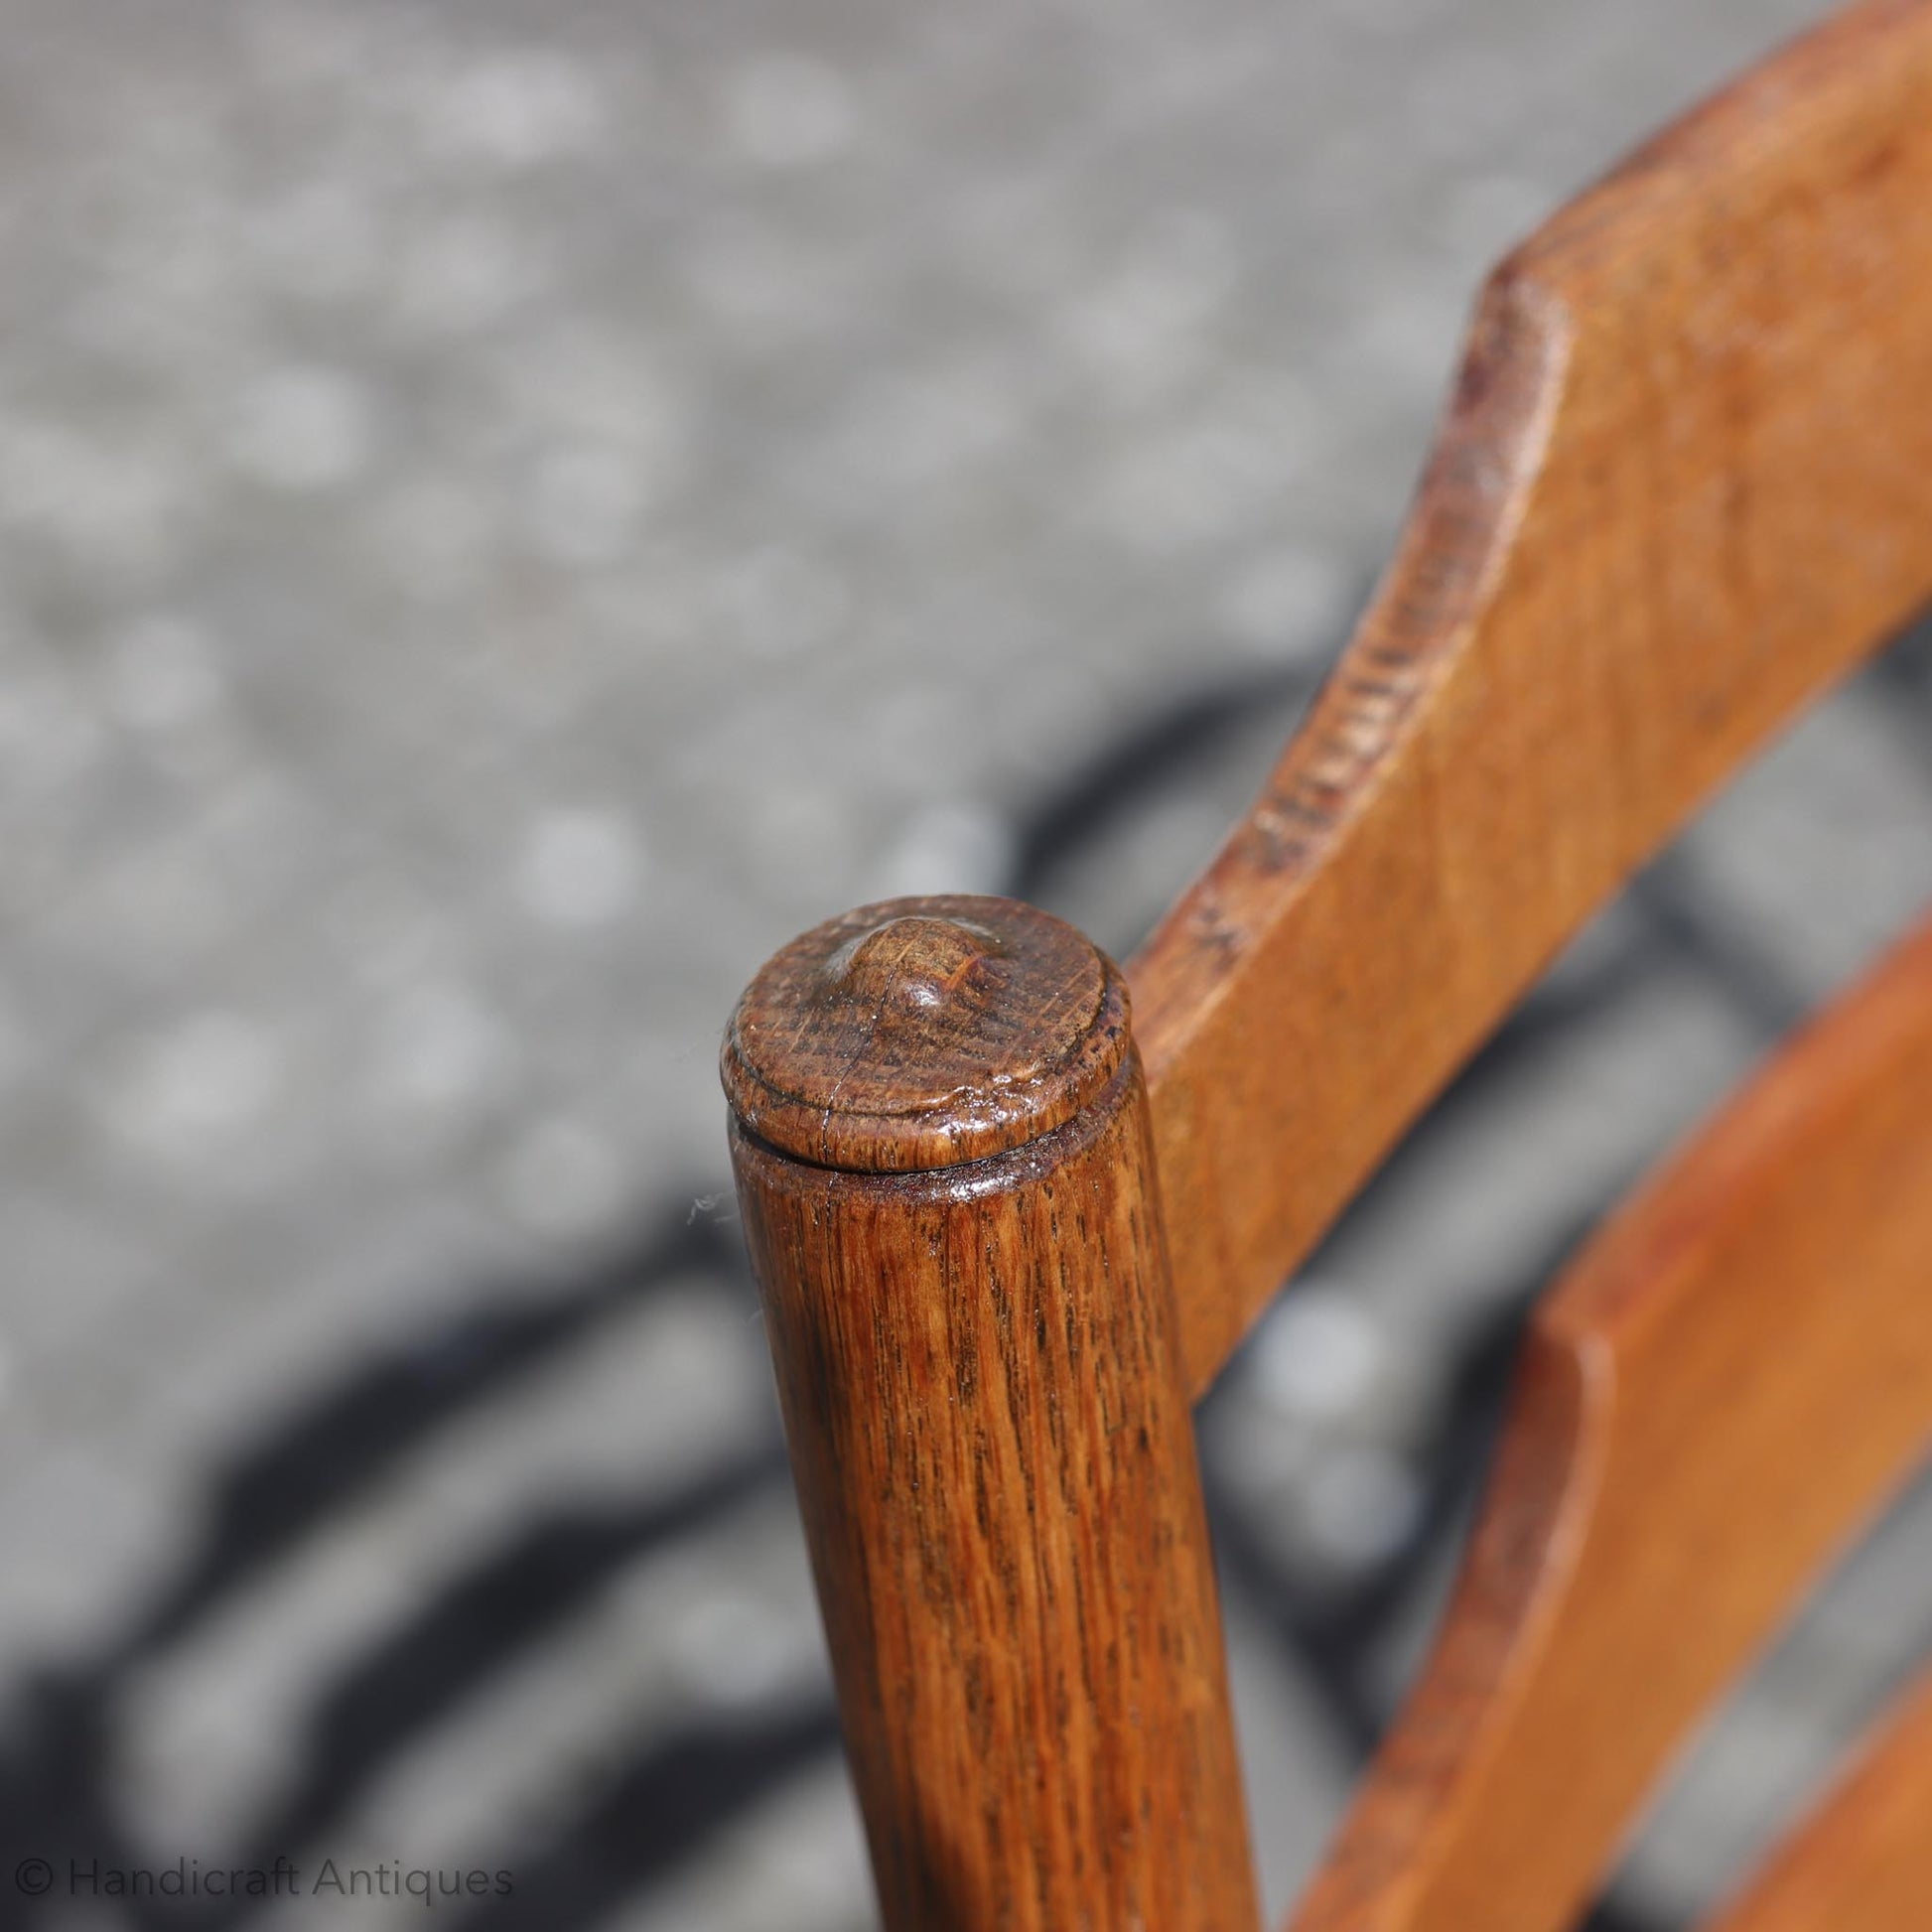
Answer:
1007 661 1318 904
124 1205 754 1668
214 1450 791 1924
436 1703 844 1932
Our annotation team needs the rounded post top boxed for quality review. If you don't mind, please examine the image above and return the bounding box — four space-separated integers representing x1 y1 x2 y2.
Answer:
721 894 1130 1173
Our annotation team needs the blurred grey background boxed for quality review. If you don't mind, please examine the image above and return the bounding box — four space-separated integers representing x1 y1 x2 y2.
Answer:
4 0 1932 1926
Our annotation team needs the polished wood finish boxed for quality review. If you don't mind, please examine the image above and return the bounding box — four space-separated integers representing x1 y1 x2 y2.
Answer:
723 896 1126 1173
1710 1665 1932 1932
727 897 1259 1932
721 5 1932 1928
1290 910 1932 1932
1134 0 1932 1395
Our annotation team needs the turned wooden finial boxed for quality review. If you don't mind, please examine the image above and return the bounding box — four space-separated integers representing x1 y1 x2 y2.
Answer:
720 893 1130 1172
722 892 1259 1931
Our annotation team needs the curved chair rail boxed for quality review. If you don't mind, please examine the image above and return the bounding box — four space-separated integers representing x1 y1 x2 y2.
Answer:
1709 1662 1932 1930
1133 0 1932 1395
1290 909 1932 1930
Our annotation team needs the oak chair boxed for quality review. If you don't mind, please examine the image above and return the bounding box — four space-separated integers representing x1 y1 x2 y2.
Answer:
719 2 1932 1925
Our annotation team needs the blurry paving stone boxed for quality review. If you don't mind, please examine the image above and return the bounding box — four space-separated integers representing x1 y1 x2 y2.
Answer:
0 1 1919 1927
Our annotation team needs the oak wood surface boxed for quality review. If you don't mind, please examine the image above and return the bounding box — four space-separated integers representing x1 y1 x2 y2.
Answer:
721 4 1932 1927
1706 1663 1932 1932
727 900 1259 1932
1133 0 1932 1395
723 896 1125 1172
1289 910 1932 1932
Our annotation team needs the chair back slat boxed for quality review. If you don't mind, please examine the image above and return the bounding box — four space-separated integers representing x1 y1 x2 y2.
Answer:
1290 912 1932 1932
1134 0 1932 1395
1703 1664 1932 1932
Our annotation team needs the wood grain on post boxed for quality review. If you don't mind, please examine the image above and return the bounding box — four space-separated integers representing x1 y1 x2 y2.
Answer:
723 894 1259 1932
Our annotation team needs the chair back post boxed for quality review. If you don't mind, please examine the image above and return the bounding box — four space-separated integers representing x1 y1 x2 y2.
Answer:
722 893 1260 1932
